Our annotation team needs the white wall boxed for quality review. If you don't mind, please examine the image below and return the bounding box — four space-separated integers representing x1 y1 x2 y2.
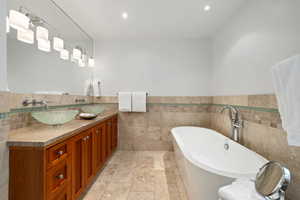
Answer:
94 39 212 96
211 0 300 95
0 0 8 91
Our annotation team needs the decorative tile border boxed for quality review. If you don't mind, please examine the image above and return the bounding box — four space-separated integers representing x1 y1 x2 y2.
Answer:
0 103 97 119
9 103 94 114
0 112 10 120
0 102 279 117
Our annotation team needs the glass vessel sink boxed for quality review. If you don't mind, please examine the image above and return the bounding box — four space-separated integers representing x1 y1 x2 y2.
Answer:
31 110 79 126
81 105 106 115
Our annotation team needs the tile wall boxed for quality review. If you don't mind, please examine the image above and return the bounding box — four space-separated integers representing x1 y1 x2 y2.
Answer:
210 95 299 200
96 96 212 151
1 93 300 199
0 91 10 200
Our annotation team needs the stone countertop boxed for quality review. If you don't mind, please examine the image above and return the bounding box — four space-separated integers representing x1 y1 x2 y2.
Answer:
7 110 118 148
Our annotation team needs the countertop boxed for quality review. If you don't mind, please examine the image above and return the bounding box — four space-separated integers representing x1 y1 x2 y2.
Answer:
7 110 118 148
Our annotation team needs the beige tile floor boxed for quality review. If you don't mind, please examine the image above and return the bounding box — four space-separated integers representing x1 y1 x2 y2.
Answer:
83 151 189 200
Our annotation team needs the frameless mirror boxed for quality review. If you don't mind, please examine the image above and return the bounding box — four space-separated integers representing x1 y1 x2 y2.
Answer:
7 0 95 95
255 161 291 199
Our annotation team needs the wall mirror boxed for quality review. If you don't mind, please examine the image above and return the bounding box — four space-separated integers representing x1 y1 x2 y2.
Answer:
7 0 95 95
255 161 291 199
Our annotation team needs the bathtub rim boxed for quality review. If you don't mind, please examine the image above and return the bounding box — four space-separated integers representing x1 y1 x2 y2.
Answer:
171 126 268 179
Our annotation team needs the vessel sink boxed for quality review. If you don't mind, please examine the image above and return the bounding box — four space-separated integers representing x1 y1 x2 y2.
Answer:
31 110 79 126
81 105 106 115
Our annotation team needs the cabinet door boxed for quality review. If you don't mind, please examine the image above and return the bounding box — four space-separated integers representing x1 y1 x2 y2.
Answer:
50 187 70 200
93 123 106 173
71 133 85 200
106 119 112 158
112 116 118 151
83 129 94 186
101 123 107 163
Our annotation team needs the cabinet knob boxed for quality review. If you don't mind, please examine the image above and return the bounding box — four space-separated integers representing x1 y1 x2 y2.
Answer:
57 150 64 156
86 136 90 140
56 174 64 180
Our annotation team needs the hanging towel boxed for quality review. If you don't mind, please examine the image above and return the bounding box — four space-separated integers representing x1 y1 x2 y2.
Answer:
272 55 300 146
132 92 147 112
118 92 132 112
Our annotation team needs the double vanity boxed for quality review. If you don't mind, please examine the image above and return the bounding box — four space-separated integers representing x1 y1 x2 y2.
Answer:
8 110 118 200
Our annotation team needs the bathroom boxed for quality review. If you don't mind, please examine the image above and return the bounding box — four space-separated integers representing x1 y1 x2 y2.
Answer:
0 0 300 199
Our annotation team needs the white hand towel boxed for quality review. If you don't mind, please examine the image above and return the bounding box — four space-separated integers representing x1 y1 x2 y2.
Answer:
118 92 132 112
272 55 300 146
132 92 147 112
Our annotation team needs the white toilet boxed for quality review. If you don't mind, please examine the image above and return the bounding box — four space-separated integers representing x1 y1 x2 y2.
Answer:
218 179 265 200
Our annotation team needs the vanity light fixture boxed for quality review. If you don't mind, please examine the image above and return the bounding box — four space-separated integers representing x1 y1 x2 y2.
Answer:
38 39 51 52
17 29 34 44
36 26 49 41
8 7 95 69
53 37 64 51
73 48 82 60
60 49 69 60
204 5 211 11
6 17 10 33
9 10 30 31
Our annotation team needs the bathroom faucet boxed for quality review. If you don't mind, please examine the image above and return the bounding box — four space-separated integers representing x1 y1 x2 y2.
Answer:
22 99 48 109
220 105 243 143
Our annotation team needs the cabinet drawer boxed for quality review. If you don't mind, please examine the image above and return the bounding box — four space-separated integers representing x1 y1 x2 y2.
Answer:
47 141 71 169
46 158 71 199
49 185 71 200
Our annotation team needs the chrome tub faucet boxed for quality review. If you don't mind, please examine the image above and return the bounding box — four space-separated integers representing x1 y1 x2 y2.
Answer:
220 105 243 143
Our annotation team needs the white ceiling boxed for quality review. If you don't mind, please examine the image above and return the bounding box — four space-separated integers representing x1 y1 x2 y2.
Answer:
53 0 247 39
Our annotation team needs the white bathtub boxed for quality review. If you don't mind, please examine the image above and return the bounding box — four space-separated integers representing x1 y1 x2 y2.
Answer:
172 126 267 200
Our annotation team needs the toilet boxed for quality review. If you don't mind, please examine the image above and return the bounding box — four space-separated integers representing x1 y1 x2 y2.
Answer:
218 179 265 200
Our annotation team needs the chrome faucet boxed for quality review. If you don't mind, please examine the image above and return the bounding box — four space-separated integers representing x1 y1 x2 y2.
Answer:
22 99 48 109
220 105 243 143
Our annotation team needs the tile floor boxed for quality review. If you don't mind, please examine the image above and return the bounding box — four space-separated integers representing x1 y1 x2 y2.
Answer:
83 151 189 200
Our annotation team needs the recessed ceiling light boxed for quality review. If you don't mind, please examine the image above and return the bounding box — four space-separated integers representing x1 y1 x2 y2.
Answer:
204 5 211 11
122 12 128 20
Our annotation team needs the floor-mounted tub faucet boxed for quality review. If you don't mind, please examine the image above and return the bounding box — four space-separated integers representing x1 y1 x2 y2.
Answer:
220 105 243 143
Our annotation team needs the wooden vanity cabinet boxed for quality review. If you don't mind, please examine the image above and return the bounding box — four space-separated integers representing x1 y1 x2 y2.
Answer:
9 114 118 200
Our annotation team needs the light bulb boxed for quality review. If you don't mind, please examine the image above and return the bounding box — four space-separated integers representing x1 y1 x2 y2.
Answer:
36 26 49 41
53 37 64 51
17 29 34 44
204 5 211 11
9 10 30 31
6 17 10 33
122 12 128 20
88 58 95 67
78 59 85 67
73 48 82 60
60 49 69 60
38 39 51 52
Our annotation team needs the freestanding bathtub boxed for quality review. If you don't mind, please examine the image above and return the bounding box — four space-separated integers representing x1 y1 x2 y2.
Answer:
172 126 267 200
